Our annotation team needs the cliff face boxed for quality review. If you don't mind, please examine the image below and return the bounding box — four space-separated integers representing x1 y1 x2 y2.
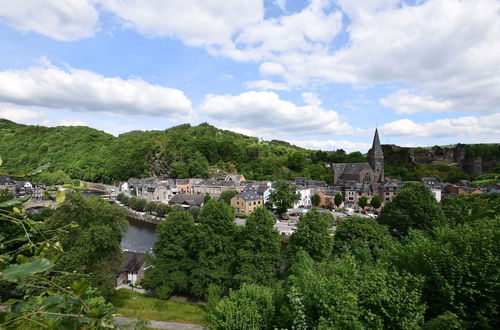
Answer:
385 144 483 176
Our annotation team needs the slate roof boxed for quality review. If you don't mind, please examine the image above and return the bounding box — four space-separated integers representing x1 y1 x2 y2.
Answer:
0 176 16 185
342 163 371 174
371 128 383 154
236 190 262 201
168 193 204 206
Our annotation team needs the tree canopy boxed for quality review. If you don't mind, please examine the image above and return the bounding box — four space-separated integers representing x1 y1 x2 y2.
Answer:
269 180 300 215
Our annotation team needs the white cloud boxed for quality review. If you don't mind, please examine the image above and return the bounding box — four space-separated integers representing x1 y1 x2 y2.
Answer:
199 90 354 137
284 0 500 114
301 92 322 106
259 62 285 76
0 0 98 41
289 139 371 153
98 0 263 48
380 89 453 114
227 0 342 61
0 107 45 122
380 113 500 141
0 61 192 117
245 80 289 91
41 118 87 127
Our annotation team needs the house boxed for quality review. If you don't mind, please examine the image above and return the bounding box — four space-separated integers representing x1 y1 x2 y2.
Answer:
0 176 17 196
293 186 312 208
374 179 401 205
31 185 45 199
127 178 177 203
193 179 244 198
421 177 443 202
316 189 339 208
16 181 33 197
331 129 384 185
231 190 263 215
244 181 274 204
116 251 145 287
443 184 467 196
224 174 246 184
168 193 204 209
175 179 193 194
294 177 327 188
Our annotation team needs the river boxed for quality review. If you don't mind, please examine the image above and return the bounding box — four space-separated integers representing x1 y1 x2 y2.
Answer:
83 191 158 254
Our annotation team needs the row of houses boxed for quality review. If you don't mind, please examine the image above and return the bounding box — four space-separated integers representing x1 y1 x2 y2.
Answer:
0 176 45 199
118 173 499 217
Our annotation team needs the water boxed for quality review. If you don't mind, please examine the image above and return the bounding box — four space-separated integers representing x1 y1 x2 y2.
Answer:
80 191 158 254
121 217 157 254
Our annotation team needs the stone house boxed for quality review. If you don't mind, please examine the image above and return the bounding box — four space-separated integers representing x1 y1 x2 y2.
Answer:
231 190 263 215
175 179 193 194
0 176 17 196
193 179 244 198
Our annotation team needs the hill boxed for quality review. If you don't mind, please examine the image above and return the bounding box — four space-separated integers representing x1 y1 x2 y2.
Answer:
0 119 366 184
1 119 498 184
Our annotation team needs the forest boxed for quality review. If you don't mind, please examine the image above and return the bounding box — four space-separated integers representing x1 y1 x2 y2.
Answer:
5 119 498 185
0 119 370 184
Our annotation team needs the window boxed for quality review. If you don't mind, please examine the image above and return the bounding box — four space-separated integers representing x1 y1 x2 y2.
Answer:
385 198 390 201
254 201 256 205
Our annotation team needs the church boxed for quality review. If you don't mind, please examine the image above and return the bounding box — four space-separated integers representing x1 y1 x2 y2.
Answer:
331 129 384 185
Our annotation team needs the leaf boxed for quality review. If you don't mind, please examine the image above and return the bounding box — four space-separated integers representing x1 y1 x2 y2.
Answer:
55 190 66 204
0 157 2 167
27 163 51 176
15 255 30 264
0 196 31 208
1 258 53 282
71 278 90 296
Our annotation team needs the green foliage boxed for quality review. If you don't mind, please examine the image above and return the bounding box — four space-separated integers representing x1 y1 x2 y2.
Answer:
283 252 425 329
1 258 53 282
378 182 446 236
386 218 499 328
220 189 238 204
311 193 320 207
44 192 128 299
0 120 334 183
234 207 281 285
144 209 197 298
190 200 237 298
203 193 212 204
333 216 391 262
441 194 500 226
370 195 381 209
358 195 368 208
0 189 14 203
288 208 333 262
155 203 171 217
129 197 147 212
210 284 275 330
269 180 300 215
145 201 157 213
334 192 343 207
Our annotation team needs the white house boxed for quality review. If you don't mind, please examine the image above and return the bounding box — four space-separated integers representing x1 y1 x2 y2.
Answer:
293 186 312 208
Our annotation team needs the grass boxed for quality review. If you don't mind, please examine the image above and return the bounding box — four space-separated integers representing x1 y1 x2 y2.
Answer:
110 289 207 325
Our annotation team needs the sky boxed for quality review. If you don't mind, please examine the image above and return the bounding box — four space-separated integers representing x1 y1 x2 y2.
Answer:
0 0 499 152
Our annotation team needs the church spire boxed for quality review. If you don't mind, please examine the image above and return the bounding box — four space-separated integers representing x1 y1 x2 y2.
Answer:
372 128 383 154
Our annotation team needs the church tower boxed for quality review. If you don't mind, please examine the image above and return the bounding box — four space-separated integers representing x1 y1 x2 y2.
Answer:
369 128 384 182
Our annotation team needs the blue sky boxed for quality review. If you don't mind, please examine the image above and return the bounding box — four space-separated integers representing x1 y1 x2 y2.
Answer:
0 0 498 152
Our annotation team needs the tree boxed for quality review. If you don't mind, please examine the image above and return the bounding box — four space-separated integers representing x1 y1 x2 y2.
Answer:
0 189 14 203
282 252 425 329
441 194 500 226
155 203 171 217
378 182 446 236
210 284 276 329
129 197 147 212
334 192 343 208
235 206 281 285
358 196 368 209
332 216 391 262
269 180 300 215
387 218 499 328
44 192 128 299
204 193 212 204
311 193 320 207
144 209 197 298
190 200 237 298
288 208 333 262
370 195 381 209
145 201 157 214
189 205 201 221
220 190 238 204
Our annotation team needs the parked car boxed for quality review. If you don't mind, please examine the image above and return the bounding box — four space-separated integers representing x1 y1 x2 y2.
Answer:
289 212 299 217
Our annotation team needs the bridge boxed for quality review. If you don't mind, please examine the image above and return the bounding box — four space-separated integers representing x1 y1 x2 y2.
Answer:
24 199 58 210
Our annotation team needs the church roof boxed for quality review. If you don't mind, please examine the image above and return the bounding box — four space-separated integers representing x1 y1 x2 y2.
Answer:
342 163 371 174
372 128 383 154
